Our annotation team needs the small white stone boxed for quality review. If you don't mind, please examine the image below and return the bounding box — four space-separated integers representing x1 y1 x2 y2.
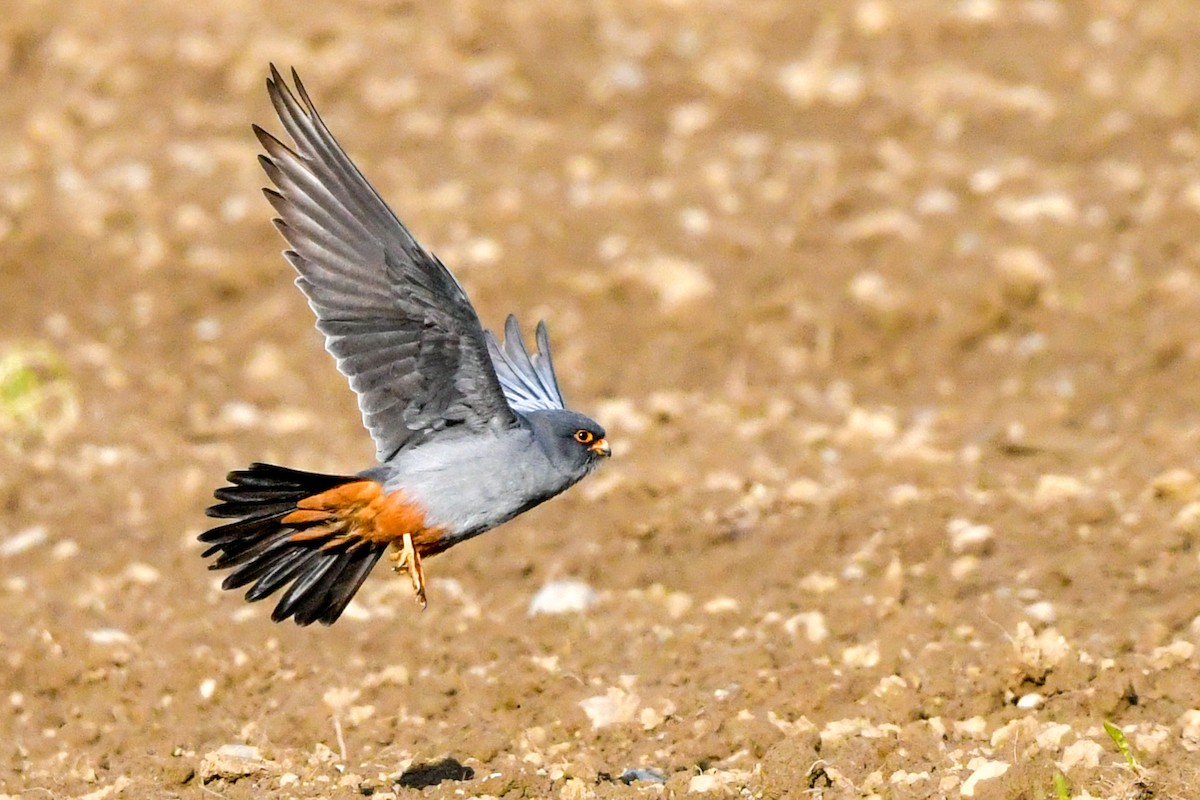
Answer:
527 580 597 616
950 555 980 581
579 687 639 729
639 706 664 730
947 519 993 553
1059 739 1103 770
215 744 261 760
799 572 839 593
960 759 1009 796
85 628 132 645
842 641 881 668
1016 692 1043 710
219 401 260 429
703 596 739 614
1024 601 1057 624
124 562 161 585
1172 501 1200 533
1035 723 1073 749
854 0 893 35
995 246 1054 303
1033 474 1088 506
664 591 693 619
783 611 829 643
619 256 714 311
1178 709 1200 752
322 687 360 711
200 744 274 782
1149 640 1195 669
465 237 502 265
0 526 48 558
954 717 988 738
51 540 80 560
687 770 750 794
199 678 217 700
1012 622 1070 671
194 317 221 341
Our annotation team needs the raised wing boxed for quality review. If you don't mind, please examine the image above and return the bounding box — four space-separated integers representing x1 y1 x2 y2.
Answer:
256 66 517 462
484 315 567 413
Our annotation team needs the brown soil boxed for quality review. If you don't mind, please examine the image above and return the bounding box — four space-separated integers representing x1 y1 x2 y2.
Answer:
4 1 1200 798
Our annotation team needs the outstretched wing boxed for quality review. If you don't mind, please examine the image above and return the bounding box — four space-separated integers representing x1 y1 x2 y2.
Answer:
484 315 567 413
256 65 517 462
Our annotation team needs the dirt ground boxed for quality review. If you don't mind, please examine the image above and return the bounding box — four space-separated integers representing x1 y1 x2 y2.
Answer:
6 1 1200 797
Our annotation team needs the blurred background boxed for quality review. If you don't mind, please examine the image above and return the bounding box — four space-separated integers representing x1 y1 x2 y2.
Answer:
5 1 1200 797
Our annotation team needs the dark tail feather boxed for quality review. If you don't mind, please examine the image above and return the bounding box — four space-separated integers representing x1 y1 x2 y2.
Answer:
200 463 385 626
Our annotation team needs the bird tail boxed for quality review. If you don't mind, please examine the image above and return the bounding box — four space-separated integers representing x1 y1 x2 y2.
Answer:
200 462 388 626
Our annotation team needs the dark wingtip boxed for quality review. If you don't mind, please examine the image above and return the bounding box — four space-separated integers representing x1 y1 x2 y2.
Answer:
535 319 552 354
251 124 274 148
290 66 320 115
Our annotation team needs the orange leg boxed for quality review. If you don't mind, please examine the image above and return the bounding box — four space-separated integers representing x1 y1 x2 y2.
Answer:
390 533 427 609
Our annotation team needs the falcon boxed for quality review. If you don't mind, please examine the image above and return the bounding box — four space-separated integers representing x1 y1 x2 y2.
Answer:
199 66 610 626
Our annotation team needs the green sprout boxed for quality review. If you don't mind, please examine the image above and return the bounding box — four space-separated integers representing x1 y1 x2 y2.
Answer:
1103 720 1141 772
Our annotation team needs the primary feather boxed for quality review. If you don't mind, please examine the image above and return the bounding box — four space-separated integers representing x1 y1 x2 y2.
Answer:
256 65 517 462
484 316 567 413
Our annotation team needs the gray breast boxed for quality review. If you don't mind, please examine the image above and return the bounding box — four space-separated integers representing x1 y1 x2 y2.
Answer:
382 427 573 540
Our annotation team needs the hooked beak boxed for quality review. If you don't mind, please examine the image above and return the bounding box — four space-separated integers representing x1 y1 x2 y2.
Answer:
590 437 611 458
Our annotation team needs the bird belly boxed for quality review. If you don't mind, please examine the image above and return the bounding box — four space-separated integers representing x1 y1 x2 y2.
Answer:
382 434 571 546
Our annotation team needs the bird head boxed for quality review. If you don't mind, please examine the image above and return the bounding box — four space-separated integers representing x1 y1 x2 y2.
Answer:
525 409 610 476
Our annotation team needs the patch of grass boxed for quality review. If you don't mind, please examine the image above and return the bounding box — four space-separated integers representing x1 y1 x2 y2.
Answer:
0 343 78 448
1052 772 1070 800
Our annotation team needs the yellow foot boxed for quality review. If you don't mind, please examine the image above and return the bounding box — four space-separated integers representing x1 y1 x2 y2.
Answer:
390 533 427 609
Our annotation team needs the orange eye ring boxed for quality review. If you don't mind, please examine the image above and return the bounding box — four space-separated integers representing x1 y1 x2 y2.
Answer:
574 430 595 444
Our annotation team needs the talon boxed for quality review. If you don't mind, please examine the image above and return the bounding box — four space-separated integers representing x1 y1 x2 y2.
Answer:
391 533 427 609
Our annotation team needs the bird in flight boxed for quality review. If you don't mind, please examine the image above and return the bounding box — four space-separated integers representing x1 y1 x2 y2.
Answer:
199 66 610 626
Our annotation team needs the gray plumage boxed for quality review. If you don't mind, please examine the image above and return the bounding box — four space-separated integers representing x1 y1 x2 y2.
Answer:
199 66 610 625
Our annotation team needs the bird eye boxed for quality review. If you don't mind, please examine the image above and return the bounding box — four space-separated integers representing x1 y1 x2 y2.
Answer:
574 430 594 444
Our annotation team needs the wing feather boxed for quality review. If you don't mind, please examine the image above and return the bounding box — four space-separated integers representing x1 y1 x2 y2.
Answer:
257 66 517 461
485 315 567 413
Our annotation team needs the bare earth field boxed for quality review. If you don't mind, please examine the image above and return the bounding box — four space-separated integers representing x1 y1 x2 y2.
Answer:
6 1 1200 798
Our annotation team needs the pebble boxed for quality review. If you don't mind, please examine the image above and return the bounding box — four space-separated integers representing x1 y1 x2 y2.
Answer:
1032 474 1089 506
1171 502 1200 533
1016 692 1043 710
947 519 994 554
842 641 881 668
994 246 1054 305
783 611 829 643
702 596 739 614
1059 739 1103 770
0 526 48 558
619 768 667 784
200 744 275 782
688 770 752 794
527 580 597 616
1024 601 1057 624
1178 709 1200 752
618 256 714 311
960 759 1008 796
85 628 132 645
1148 640 1195 669
579 687 639 729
